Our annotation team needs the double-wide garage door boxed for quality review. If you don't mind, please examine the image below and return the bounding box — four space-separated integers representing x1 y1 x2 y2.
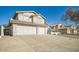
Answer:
14 25 46 35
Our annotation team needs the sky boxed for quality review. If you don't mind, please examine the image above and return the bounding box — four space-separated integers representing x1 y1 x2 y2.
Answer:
0 6 79 25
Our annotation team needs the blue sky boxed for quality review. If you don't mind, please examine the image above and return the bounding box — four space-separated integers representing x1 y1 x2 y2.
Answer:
0 6 79 25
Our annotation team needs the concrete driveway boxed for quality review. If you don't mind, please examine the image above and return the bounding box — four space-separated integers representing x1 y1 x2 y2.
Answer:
0 35 79 52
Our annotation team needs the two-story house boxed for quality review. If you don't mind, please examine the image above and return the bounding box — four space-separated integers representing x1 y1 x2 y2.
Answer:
8 11 48 36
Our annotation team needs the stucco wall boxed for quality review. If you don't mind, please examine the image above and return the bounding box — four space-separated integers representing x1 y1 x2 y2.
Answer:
33 16 44 24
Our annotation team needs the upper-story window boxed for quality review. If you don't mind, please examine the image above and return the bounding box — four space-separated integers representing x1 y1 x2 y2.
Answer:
23 14 31 22
18 13 32 22
18 14 23 21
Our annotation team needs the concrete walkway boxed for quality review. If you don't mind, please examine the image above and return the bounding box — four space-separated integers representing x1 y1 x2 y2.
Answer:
0 35 79 52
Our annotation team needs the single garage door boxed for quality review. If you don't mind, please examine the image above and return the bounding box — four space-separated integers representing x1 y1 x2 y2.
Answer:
37 27 45 34
15 25 36 35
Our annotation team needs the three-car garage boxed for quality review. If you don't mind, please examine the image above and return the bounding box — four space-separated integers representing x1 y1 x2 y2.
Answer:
11 24 47 36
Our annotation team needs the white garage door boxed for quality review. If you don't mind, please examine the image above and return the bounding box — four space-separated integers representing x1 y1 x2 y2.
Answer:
37 27 45 34
15 25 36 35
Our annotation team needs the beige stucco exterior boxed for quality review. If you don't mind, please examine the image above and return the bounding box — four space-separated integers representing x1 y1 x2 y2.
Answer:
9 11 48 36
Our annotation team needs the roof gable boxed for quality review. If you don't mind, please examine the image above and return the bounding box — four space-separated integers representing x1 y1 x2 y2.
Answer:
12 11 46 20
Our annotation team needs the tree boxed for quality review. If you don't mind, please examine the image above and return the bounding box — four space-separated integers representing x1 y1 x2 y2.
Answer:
64 8 79 27
3 20 11 29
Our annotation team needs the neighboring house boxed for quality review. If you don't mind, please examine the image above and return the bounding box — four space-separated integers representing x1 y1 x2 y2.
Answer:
50 24 64 35
64 26 77 34
77 27 79 34
50 24 78 35
8 11 48 36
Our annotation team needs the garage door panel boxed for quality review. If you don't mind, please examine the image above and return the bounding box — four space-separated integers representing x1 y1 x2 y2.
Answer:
15 25 36 35
37 27 45 34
